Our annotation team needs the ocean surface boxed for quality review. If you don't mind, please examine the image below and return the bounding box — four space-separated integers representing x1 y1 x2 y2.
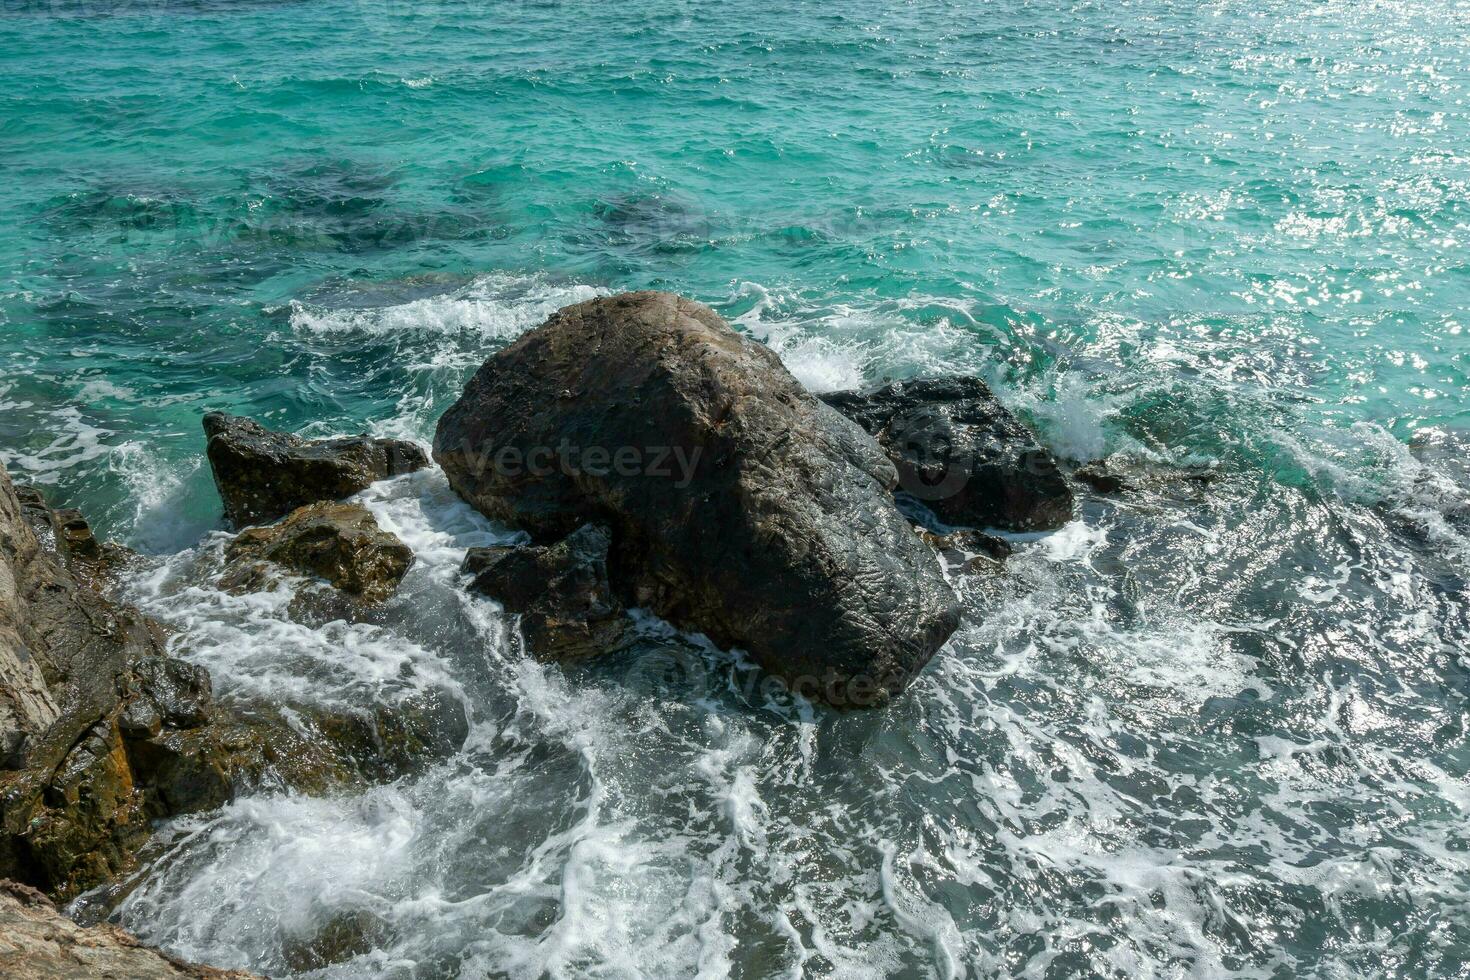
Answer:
3 0 1469 975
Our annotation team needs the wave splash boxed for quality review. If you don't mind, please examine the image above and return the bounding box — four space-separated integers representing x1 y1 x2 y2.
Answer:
98 280 1470 977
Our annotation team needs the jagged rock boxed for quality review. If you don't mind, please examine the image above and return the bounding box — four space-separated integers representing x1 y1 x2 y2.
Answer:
12 485 135 591
203 412 429 527
1074 460 1131 494
219 502 413 604
822 376 1073 532
435 291 960 707
463 524 630 660
0 493 61 769
0 466 362 899
280 908 391 973
1074 457 1221 496
0 464 466 901
0 467 168 781
0 878 262 979
10 486 54 541
51 508 103 561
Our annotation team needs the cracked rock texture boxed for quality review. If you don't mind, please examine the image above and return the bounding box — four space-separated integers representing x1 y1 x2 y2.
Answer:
220 501 413 604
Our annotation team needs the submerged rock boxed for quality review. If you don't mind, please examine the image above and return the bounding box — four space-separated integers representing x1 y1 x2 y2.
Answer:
1073 459 1132 494
822 376 1073 531
304 688 469 783
435 291 959 706
279 907 392 973
921 528 1014 562
463 523 630 660
220 501 413 604
1073 456 1220 496
0 878 261 979
203 412 428 527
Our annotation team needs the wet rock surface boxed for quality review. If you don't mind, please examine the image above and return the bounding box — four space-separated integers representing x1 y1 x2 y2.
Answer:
203 412 429 527
220 501 413 604
1072 456 1221 497
304 688 470 784
0 878 262 979
921 528 1014 563
463 523 630 660
822 375 1074 532
1073 459 1132 494
436 291 959 706
0 469 379 900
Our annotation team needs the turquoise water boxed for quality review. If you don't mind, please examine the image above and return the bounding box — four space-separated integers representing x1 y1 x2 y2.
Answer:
4 0 1470 976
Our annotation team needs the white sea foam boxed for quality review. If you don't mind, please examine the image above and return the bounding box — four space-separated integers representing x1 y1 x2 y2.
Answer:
727 281 1006 394
288 273 604 341
108 441 209 554
123 469 504 713
0 406 113 484
100 277 1470 979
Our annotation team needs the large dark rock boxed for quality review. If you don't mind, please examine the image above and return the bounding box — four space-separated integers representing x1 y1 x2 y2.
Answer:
0 472 168 782
463 523 630 660
0 878 262 979
220 501 413 604
203 412 429 527
434 291 960 707
822 376 1074 531
0 468 208 895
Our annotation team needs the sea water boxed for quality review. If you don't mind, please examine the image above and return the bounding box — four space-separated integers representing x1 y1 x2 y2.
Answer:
1 0 1468 975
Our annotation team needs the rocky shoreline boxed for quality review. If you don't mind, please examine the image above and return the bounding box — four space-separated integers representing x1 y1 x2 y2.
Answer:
0 878 262 978
1 290 1103 973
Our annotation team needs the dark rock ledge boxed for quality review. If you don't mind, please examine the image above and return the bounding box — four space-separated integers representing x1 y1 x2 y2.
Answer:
204 411 428 528
201 412 426 609
220 500 414 604
821 375 1074 532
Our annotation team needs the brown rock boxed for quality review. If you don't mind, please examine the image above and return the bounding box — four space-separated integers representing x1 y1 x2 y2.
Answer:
0 466 362 899
462 524 630 660
220 501 413 604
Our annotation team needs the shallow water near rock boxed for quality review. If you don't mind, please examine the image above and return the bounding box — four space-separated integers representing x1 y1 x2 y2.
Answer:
3 0 1469 975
